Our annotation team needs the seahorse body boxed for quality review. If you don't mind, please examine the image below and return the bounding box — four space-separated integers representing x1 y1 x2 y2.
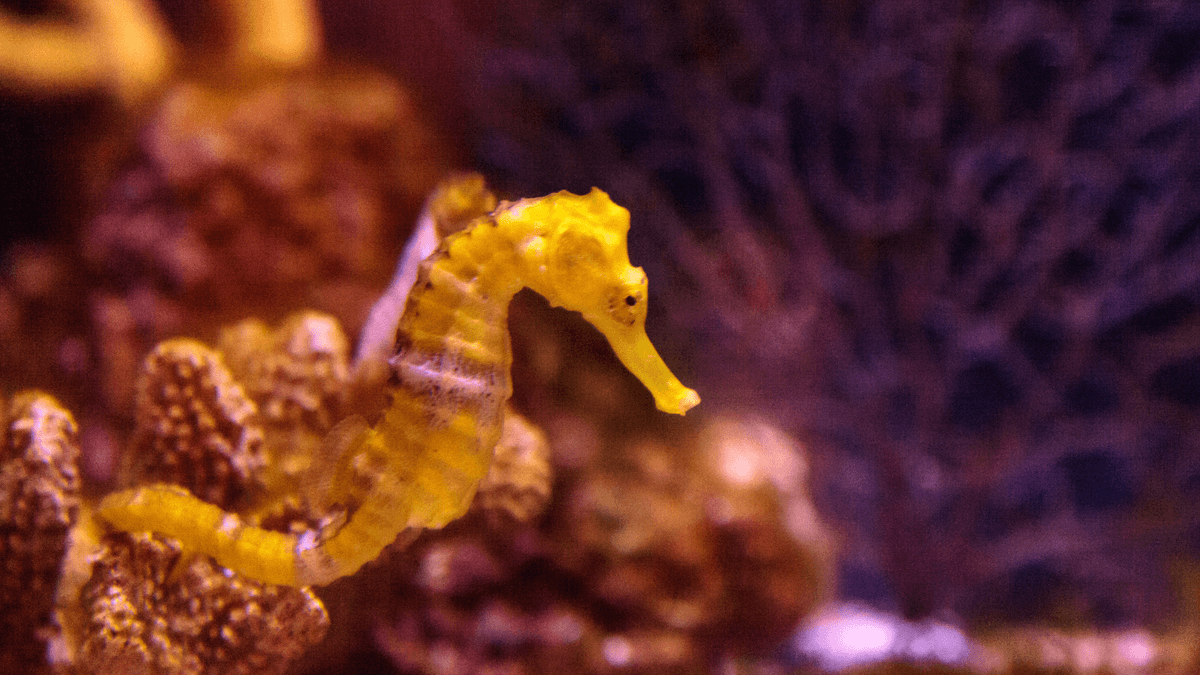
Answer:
97 188 699 586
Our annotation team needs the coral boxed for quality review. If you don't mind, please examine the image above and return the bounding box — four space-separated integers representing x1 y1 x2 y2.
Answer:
0 66 444 424
123 339 265 508
76 68 442 420
77 531 328 675
0 0 445 423
558 419 829 655
218 312 350 434
86 69 435 306
59 313 346 673
0 391 80 671
217 312 350 506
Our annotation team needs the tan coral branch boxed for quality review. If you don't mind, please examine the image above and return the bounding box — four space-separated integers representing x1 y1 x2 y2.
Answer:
0 0 173 104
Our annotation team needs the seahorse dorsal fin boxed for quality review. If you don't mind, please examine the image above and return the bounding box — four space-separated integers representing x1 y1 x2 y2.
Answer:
314 414 371 504
321 415 370 456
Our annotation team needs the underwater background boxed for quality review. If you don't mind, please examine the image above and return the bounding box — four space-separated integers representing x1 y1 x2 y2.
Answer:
3 0 1200 672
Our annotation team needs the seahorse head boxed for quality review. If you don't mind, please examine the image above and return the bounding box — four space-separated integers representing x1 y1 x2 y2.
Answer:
515 188 700 415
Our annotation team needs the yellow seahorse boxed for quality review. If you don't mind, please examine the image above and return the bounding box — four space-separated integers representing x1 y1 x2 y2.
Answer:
97 188 700 586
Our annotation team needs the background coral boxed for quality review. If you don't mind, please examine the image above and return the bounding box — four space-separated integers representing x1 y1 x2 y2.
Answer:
367 414 829 675
0 66 445 461
0 391 80 672
83 70 442 415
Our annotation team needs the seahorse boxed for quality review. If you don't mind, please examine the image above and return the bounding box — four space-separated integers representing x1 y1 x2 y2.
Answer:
97 188 700 586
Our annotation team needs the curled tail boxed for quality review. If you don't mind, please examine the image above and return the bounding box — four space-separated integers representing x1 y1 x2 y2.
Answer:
95 417 381 587
97 485 309 586
95 480 410 587
96 410 490 587
94 422 394 587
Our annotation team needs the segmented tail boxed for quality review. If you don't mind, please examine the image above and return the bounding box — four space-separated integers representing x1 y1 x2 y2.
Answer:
95 478 409 587
97 485 305 585
96 401 493 586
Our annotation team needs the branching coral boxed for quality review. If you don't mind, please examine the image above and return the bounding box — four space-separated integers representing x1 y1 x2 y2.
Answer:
446 0 1200 629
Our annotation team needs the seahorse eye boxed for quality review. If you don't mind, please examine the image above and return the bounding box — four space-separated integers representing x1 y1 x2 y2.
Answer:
608 286 645 326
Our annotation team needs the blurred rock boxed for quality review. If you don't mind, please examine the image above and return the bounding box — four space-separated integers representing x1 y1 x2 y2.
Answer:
370 414 831 674
476 410 552 529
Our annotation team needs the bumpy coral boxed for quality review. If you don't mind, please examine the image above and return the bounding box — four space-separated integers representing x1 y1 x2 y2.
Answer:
217 311 350 505
0 391 80 670
65 69 444 426
218 312 350 434
118 311 354 528
69 315 349 673
77 532 328 675
560 421 830 655
124 339 265 508
86 71 436 303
